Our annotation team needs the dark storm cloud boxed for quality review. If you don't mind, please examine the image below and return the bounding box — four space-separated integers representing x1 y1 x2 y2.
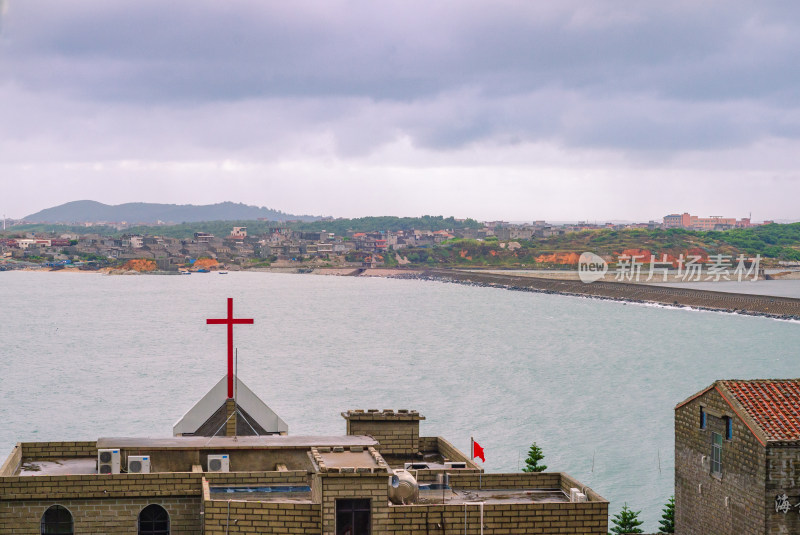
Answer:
2 0 800 155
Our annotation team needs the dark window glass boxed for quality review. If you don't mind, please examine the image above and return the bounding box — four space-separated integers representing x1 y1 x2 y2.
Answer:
711 432 723 475
139 504 170 535
41 505 73 535
725 416 733 440
700 407 706 429
336 499 371 535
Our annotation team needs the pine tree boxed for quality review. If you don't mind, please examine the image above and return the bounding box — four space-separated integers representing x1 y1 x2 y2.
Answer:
521 442 547 472
609 503 644 534
659 496 675 533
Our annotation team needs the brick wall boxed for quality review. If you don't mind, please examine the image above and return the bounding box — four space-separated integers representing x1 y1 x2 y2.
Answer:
319 472 390 535
203 500 321 534
386 501 608 534
0 472 203 501
343 410 423 457
765 444 800 534
205 470 311 487
448 472 561 491
675 388 766 535
20 441 97 461
0 496 200 534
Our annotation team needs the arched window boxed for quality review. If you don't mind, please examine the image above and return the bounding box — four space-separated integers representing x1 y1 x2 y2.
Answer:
138 504 170 535
41 505 73 535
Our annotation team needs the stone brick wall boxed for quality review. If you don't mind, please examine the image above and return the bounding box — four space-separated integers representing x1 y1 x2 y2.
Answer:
20 441 97 461
205 470 310 487
0 496 200 534
202 500 321 534
0 472 203 500
765 444 800 534
319 472 390 535
343 410 423 456
675 388 766 535
448 472 560 491
386 501 608 534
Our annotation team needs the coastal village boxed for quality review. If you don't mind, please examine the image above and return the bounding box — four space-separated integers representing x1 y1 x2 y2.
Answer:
0 213 785 273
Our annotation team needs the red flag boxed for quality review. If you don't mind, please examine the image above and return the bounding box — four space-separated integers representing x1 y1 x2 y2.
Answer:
472 440 485 463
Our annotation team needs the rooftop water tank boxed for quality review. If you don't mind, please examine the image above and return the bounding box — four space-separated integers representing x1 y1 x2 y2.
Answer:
388 469 419 504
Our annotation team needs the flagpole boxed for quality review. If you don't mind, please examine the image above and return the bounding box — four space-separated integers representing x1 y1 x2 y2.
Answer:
470 436 474 460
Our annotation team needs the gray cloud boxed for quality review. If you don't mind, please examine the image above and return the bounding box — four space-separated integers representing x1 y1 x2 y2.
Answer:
2 1 800 219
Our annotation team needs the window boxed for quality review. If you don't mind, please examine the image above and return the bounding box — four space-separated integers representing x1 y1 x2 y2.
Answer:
700 406 706 429
711 432 723 475
336 499 371 535
724 416 733 440
41 505 73 535
138 504 169 535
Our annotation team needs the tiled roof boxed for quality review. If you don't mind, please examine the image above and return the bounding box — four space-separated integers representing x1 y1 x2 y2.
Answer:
720 380 800 441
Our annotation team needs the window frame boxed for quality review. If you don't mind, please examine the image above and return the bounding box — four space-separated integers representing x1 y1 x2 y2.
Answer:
724 416 733 440
41 504 74 535
336 498 371 535
700 406 707 429
138 503 170 535
711 432 723 476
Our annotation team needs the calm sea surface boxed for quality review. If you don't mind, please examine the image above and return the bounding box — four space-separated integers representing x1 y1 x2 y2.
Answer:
2 271 800 530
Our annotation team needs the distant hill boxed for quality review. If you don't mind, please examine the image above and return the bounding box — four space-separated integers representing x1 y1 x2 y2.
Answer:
24 201 319 224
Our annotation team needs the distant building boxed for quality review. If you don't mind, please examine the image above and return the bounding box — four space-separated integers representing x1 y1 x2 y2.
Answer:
663 213 752 230
193 232 214 243
230 226 247 238
675 379 800 535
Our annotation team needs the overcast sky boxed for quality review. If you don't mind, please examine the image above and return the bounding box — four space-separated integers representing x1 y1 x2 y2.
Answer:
1 1 799 221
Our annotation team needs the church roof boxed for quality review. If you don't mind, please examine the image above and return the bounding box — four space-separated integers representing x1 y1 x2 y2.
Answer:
173 375 288 436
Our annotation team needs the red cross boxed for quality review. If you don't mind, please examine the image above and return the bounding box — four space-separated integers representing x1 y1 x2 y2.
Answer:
207 298 254 398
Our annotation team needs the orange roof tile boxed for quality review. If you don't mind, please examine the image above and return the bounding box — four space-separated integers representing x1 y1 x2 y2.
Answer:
720 380 800 441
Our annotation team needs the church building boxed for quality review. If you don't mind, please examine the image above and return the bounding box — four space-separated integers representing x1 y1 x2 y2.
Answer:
0 299 607 534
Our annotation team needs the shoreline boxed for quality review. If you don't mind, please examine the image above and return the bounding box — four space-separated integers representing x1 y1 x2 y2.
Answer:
392 269 800 322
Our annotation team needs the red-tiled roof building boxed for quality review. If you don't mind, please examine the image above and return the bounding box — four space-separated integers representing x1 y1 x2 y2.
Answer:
675 379 800 535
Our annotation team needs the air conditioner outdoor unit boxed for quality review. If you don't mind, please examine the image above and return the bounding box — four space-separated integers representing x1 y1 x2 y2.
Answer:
98 449 120 474
127 455 151 474
207 454 230 473
444 461 467 469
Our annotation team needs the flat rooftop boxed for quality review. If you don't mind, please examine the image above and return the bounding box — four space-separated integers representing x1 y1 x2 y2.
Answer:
19 459 96 477
417 487 570 505
97 435 378 450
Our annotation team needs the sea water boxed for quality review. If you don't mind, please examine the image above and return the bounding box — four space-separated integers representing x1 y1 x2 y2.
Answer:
2 270 800 530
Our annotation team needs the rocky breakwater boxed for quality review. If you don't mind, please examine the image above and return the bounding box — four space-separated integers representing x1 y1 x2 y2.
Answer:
394 269 800 321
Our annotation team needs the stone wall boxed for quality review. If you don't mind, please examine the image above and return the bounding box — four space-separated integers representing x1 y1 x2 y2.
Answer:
205 470 310 487
202 500 321 534
343 410 424 456
20 441 97 461
765 444 800 534
318 472 390 535
0 472 203 501
423 269 800 319
386 501 608 534
0 496 200 534
675 388 766 535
